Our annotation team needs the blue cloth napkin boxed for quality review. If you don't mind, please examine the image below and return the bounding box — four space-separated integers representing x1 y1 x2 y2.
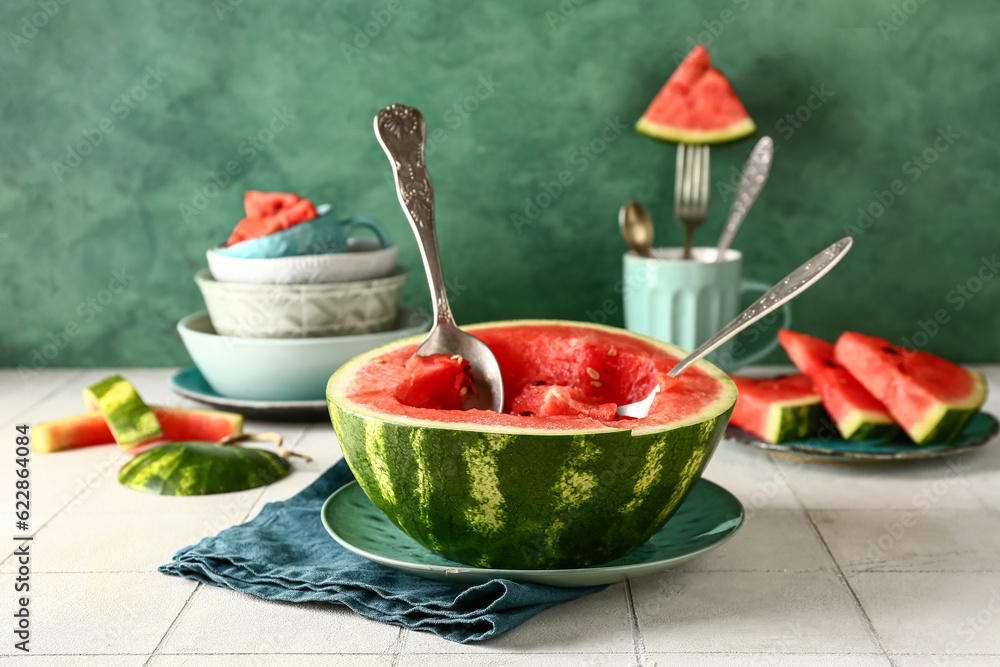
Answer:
158 459 605 643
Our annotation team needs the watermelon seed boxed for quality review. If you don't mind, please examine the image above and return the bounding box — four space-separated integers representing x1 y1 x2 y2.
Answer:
608 347 617 356
883 347 899 355
518 411 533 416
533 380 547 386
459 386 469 397
451 354 464 362
823 360 838 368
591 381 602 388
587 367 600 380
372 358 386 364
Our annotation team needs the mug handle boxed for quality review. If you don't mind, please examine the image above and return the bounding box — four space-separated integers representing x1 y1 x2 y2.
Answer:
341 216 389 249
728 279 793 370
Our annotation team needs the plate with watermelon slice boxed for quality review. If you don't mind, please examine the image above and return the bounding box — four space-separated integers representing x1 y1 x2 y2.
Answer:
726 331 998 464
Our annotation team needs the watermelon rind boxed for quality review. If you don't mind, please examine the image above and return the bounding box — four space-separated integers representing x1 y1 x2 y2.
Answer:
907 370 988 444
764 397 823 444
837 409 899 442
83 374 162 449
118 441 290 496
636 117 756 145
327 319 737 570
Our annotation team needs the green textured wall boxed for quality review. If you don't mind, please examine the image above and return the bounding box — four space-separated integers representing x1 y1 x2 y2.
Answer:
2 0 999 368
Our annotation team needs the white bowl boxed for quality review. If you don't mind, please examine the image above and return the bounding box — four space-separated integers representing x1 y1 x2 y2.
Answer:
177 310 431 401
206 238 400 285
195 268 407 339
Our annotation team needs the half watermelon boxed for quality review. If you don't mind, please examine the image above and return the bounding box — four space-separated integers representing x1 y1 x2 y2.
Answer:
729 374 823 443
779 330 899 441
327 320 737 569
834 332 988 444
636 44 756 144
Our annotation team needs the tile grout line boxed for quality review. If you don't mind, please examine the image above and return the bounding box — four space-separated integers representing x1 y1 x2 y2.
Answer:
389 627 408 666
623 579 648 667
801 508 898 667
143 581 203 667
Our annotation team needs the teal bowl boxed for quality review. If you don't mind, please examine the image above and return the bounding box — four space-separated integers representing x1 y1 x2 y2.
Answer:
178 310 431 401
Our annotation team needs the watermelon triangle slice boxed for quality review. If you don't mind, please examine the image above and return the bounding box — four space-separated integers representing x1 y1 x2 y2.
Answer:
779 330 899 441
636 44 756 144
730 374 822 443
834 332 988 444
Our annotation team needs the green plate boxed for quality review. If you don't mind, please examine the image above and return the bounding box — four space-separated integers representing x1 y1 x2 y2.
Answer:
727 411 999 465
321 479 743 587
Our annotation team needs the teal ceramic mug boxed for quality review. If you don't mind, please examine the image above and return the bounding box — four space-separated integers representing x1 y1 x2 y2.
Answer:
622 247 791 371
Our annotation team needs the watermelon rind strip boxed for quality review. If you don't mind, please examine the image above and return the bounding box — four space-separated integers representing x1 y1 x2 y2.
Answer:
636 117 756 145
83 374 162 449
765 398 822 443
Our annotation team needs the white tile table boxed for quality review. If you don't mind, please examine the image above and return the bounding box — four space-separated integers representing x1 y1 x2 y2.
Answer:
2 367 999 666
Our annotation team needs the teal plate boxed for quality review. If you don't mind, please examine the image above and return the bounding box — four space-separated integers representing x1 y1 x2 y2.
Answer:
726 411 999 465
169 365 328 422
321 479 743 587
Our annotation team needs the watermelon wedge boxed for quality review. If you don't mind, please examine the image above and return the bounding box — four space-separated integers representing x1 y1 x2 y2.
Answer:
730 374 823 443
33 406 244 454
834 333 988 444
779 330 899 441
82 375 162 449
636 44 756 144
327 320 737 569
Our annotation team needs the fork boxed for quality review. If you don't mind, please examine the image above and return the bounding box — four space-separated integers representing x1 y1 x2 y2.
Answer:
674 143 710 260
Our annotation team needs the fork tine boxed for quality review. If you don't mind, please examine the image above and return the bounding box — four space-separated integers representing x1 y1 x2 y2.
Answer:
699 145 710 211
690 145 703 211
674 144 685 213
683 144 696 209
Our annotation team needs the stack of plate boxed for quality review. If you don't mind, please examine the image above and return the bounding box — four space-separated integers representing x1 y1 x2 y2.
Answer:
175 237 429 412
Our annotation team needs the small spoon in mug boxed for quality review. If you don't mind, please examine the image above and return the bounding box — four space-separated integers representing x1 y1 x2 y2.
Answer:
374 104 504 412
618 201 654 258
616 237 853 417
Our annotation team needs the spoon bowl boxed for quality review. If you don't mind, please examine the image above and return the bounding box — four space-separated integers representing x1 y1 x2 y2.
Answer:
618 201 654 257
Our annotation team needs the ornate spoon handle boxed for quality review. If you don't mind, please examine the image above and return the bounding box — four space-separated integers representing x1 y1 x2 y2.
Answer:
670 237 853 377
374 104 453 326
716 136 774 260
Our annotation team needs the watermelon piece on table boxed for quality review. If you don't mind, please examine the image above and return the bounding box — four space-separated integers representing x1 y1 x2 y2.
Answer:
730 374 823 443
327 320 737 569
636 44 756 144
779 330 899 441
33 406 244 454
834 332 988 444
82 375 162 449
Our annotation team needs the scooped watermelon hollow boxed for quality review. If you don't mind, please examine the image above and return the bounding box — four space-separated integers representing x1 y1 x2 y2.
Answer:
327 320 737 570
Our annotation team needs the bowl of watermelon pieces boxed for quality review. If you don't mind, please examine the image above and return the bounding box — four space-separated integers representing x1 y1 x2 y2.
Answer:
206 191 398 285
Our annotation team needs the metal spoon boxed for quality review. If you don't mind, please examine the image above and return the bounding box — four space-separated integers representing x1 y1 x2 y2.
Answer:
618 201 654 257
715 136 774 261
374 104 504 412
616 237 853 417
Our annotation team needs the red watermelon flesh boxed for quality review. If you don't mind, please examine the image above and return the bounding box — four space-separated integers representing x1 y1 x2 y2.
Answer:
778 330 898 441
33 406 244 454
343 322 727 431
226 193 318 247
394 354 477 411
834 332 987 444
730 374 823 443
636 44 756 144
